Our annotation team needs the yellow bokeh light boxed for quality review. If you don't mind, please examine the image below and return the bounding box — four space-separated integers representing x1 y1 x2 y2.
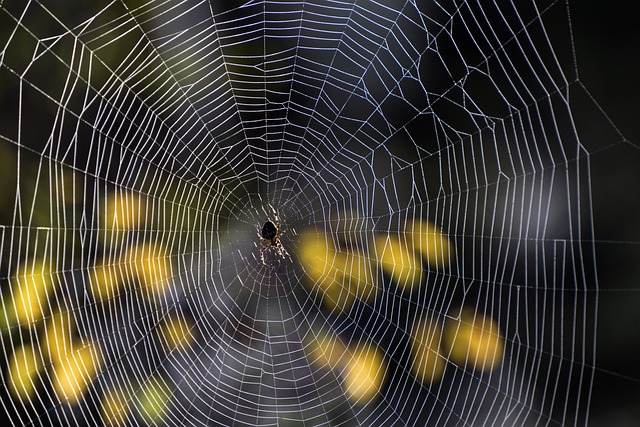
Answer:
410 220 451 268
409 317 446 384
123 243 172 297
101 388 130 427
342 345 385 404
299 229 379 310
89 263 121 301
443 308 504 371
343 251 378 303
12 261 55 326
42 309 75 362
306 329 385 404
52 342 102 404
298 231 354 311
136 376 171 424
7 344 43 401
104 191 145 232
307 328 347 369
376 235 423 292
161 314 195 351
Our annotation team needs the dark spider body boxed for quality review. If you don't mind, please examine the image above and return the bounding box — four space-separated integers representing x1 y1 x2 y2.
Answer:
258 205 290 264
262 221 277 240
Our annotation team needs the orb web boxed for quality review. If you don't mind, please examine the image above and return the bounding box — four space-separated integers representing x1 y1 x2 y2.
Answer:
0 0 618 426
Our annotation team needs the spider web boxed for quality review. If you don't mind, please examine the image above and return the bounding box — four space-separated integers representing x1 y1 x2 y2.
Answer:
0 0 620 425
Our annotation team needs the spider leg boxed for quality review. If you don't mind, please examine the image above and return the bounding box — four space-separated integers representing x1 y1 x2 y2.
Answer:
267 203 276 218
267 204 280 225
259 243 270 265
273 238 292 262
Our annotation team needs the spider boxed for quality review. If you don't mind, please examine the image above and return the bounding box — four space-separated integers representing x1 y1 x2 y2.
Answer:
258 205 290 265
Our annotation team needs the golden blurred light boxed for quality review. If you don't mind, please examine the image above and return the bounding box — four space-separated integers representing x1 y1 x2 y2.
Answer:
160 314 195 351
89 263 121 301
7 344 43 401
308 328 347 369
342 345 386 404
410 220 450 268
136 376 171 424
443 308 504 371
375 234 423 292
104 191 145 232
52 342 102 404
11 261 55 326
298 231 355 311
123 243 172 297
409 316 446 384
42 309 75 362
101 388 130 427
343 251 378 303
307 330 385 404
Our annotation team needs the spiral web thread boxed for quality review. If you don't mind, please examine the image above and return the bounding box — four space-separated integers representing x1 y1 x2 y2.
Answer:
0 0 598 426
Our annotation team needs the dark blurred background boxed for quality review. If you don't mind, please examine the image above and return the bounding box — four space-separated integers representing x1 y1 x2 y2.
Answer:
571 0 640 425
